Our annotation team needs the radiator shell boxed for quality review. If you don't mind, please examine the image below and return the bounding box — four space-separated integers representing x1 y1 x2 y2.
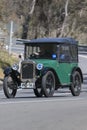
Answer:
21 60 36 82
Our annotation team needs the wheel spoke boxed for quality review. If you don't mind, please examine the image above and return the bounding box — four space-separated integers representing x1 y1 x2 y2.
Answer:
34 79 43 97
42 71 55 97
70 71 81 96
3 76 17 98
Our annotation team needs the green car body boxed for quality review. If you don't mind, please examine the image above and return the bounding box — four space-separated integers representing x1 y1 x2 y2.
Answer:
34 59 78 85
3 37 83 98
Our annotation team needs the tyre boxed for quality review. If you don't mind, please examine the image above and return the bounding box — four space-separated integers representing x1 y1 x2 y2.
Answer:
70 71 81 96
3 76 17 98
33 79 43 97
42 71 55 97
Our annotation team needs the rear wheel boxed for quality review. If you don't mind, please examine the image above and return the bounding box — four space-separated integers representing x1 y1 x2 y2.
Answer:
70 71 81 96
3 76 17 98
42 71 55 97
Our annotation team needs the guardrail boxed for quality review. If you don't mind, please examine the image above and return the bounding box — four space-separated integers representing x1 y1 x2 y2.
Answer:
78 45 87 54
4 44 87 54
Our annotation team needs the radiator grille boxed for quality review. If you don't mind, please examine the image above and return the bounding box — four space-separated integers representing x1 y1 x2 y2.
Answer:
21 62 34 79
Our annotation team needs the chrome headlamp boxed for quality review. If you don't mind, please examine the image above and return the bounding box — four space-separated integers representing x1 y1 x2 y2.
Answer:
12 64 19 71
36 63 43 70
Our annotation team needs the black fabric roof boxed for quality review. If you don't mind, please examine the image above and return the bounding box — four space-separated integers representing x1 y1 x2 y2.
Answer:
17 37 78 45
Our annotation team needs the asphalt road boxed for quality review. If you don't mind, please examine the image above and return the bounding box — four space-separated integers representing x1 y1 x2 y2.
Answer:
0 54 87 130
0 90 87 130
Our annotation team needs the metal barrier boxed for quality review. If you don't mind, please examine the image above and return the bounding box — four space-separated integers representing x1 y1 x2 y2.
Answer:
78 45 87 54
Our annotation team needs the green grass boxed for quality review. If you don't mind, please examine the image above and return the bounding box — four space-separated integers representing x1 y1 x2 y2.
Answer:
0 50 18 79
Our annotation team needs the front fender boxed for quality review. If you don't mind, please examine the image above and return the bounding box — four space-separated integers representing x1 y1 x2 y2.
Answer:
3 67 12 76
40 67 60 90
4 67 21 86
40 67 51 76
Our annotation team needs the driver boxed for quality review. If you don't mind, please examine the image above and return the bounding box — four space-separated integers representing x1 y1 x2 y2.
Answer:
39 45 53 58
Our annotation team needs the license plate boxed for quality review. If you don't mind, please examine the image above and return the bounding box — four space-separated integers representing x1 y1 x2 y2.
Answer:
27 83 34 88
21 82 34 89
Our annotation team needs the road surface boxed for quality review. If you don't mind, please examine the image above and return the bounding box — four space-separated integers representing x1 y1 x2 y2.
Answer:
0 54 87 130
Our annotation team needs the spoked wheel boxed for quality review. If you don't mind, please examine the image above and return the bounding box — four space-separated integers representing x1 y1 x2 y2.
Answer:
70 71 82 96
34 79 43 97
3 76 17 98
42 71 55 97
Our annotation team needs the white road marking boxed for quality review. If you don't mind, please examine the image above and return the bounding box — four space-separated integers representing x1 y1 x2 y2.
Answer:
0 96 86 105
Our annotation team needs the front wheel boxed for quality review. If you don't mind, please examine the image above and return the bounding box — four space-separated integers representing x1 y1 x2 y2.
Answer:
3 76 17 98
42 71 55 97
33 79 43 97
70 71 82 96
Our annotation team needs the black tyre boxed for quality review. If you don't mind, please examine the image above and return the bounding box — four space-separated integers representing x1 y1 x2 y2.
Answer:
42 71 55 97
3 76 17 98
70 71 81 96
34 79 43 97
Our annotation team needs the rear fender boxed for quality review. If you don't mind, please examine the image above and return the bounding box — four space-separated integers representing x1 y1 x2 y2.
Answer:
71 67 83 83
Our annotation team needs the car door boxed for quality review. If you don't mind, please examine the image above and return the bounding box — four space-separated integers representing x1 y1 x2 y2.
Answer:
56 44 72 84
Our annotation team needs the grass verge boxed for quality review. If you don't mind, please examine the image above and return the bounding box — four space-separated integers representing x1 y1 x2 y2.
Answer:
0 50 18 79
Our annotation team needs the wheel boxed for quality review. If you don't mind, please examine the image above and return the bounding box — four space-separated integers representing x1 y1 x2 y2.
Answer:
70 71 82 96
33 79 43 97
42 71 55 97
3 76 17 98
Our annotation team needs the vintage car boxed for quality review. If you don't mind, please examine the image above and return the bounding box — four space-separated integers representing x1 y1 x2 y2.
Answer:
3 37 83 98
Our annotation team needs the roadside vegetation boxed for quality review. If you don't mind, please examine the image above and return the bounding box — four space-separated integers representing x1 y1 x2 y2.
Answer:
0 0 87 44
0 50 18 79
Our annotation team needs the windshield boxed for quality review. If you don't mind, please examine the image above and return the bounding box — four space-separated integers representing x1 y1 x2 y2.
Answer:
25 44 57 59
